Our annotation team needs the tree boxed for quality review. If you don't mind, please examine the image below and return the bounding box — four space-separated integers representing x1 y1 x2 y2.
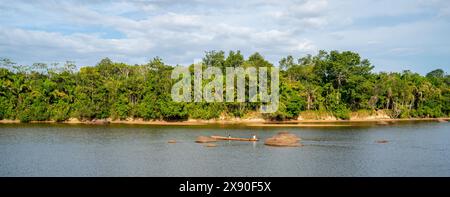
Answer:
0 50 448 122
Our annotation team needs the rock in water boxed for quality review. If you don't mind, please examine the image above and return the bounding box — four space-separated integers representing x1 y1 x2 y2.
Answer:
376 140 389 144
264 132 302 147
168 140 177 144
376 121 389 125
204 143 217 147
90 119 110 125
195 136 217 143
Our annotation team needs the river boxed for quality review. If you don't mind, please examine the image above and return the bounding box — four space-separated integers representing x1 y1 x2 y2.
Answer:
0 122 449 176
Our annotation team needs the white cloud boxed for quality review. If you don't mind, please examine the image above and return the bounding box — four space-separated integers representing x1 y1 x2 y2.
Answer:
0 0 449 74
289 0 328 17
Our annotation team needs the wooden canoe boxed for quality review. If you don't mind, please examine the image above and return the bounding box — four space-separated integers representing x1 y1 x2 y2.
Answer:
211 136 259 141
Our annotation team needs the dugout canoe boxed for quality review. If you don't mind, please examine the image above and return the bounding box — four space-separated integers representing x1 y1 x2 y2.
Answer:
210 136 259 142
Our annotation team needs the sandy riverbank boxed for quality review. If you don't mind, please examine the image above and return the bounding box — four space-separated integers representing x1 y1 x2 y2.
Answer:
0 117 448 126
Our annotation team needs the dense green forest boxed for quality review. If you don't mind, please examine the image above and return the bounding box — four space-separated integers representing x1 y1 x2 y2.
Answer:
0 50 449 122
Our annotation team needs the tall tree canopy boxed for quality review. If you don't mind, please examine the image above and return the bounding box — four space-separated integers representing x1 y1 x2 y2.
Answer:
0 50 448 122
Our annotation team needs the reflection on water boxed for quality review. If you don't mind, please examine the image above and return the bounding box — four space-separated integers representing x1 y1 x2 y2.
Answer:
0 122 449 177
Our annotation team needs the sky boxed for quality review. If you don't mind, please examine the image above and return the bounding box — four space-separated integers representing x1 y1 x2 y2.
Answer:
0 0 449 74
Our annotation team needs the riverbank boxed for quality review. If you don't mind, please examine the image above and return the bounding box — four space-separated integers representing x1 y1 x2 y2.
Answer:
0 117 448 126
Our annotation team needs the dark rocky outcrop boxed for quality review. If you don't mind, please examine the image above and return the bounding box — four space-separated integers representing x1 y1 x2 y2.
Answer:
376 121 389 125
376 140 389 144
88 119 110 125
195 136 217 143
437 119 448 123
264 132 302 147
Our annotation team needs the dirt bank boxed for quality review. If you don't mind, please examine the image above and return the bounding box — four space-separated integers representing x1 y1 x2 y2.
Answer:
0 117 448 126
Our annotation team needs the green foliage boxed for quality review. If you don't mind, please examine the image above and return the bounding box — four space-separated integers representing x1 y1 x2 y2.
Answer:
0 50 448 122
187 102 224 120
332 105 351 120
0 96 13 119
50 100 71 122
